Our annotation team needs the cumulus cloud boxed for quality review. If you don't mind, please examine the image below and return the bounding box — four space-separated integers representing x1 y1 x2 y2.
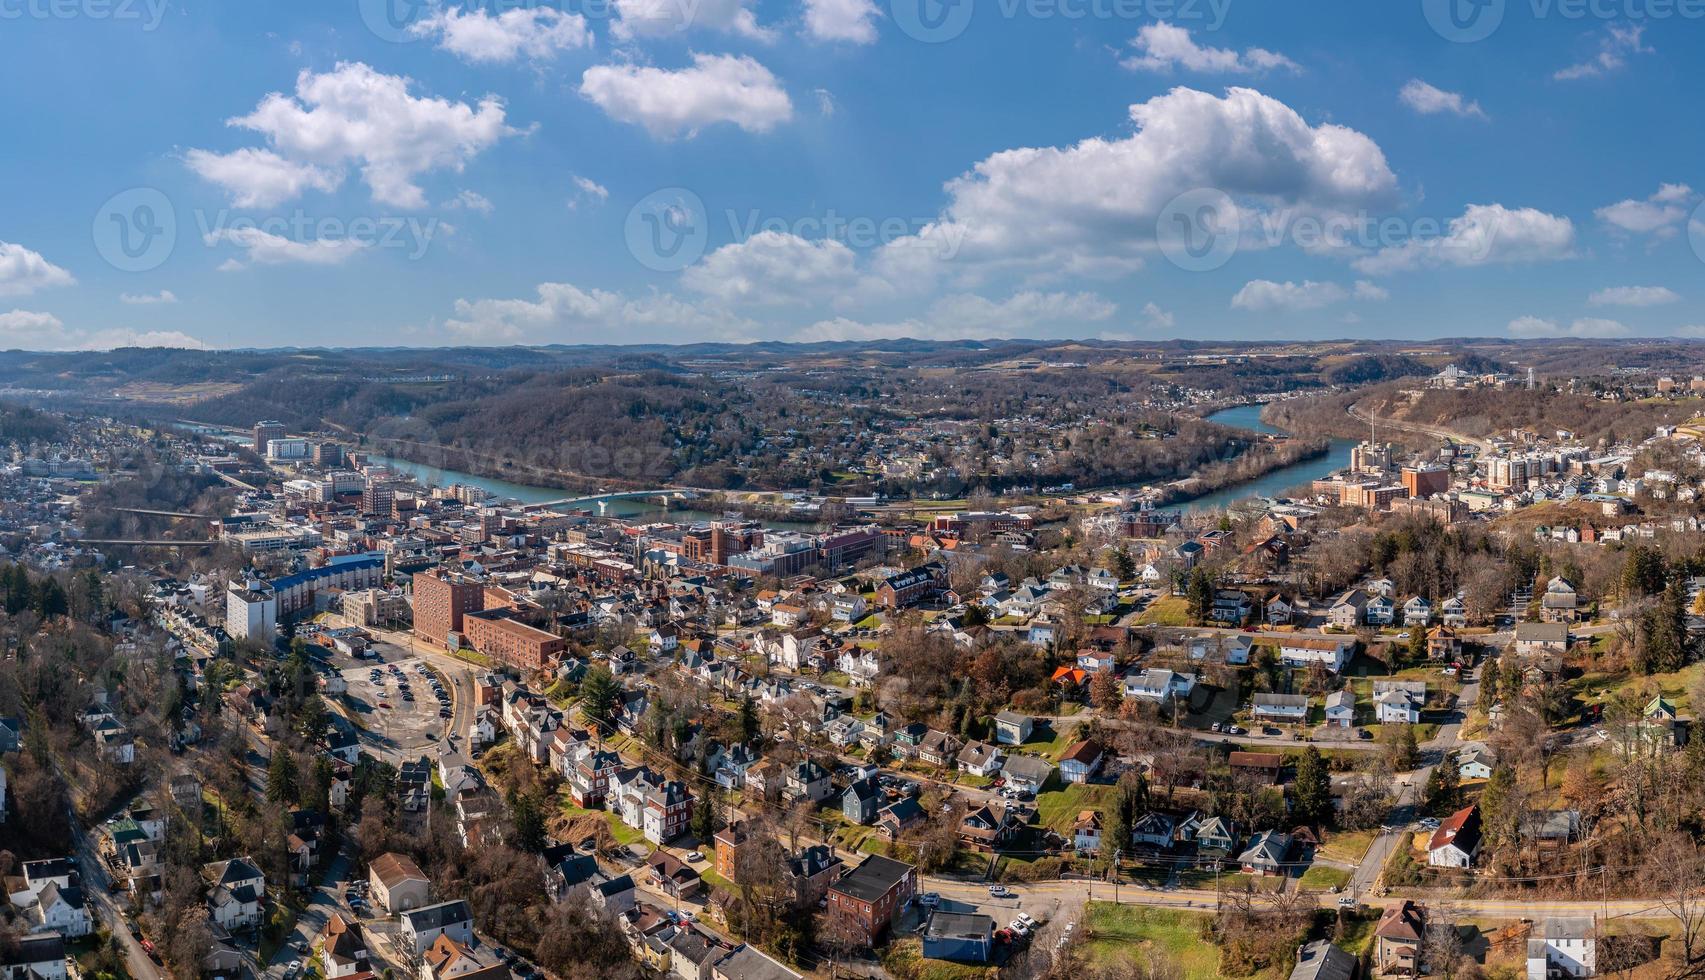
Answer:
444 281 754 342
0 310 207 351
190 63 519 209
1588 285 1679 307
1121 24 1297 74
580 54 793 138
184 148 342 209
1508 316 1630 338
610 0 772 42
1555 23 1652 80
681 231 862 306
1353 204 1575 274
1399 79 1486 119
204 227 371 268
0 242 75 297
803 0 879 43
409 5 591 64
926 290 1117 332
1230 279 1387 312
1597 183 1693 238
877 86 1396 282
1140 302 1175 330
120 290 179 305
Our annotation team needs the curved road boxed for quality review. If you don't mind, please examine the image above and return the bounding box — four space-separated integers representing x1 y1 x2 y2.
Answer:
1347 403 1494 454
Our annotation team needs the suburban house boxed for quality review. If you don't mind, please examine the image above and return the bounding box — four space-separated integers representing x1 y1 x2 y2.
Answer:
1290 940 1357 980
1526 917 1596 980
1058 740 1105 784
1402 596 1432 627
1458 744 1497 780
1323 690 1355 728
1427 806 1482 868
204 856 265 932
320 913 370 979
1122 668 1198 703
1238 830 1293 876
1540 577 1581 623
1327 589 1368 628
400 900 474 954
368 852 431 914
1000 754 1053 796
843 777 883 825
1514 623 1570 658
956 741 1004 778
992 711 1033 746
1073 811 1102 854
1194 816 1239 864
1374 900 1428 977
875 797 925 841
1251 693 1309 724
1279 637 1355 674
1373 681 1426 724
826 855 917 944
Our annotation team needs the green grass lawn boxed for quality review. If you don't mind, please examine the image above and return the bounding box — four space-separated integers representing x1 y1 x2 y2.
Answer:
1317 828 1376 865
1137 597 1190 627
1023 721 1081 758
1033 781 1115 833
1299 865 1351 890
1082 903 1240 980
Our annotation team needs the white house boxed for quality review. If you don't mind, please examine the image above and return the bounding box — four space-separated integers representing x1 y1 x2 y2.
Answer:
1526 918 1596 980
1279 637 1355 674
400 900 473 954
1323 690 1355 728
1372 681 1426 724
1427 806 1481 868
1122 668 1198 703
1402 596 1432 628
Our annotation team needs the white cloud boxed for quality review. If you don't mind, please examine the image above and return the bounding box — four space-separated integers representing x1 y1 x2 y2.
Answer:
120 290 179 305
0 242 75 297
814 88 837 117
681 231 862 306
1398 79 1486 119
447 190 495 215
572 175 608 200
1588 285 1679 307
803 0 879 43
1121 24 1297 74
1555 23 1652 80
795 291 1116 343
610 0 773 42
1508 316 1630 338
1597 183 1694 238
184 148 343 209
580 54 793 139
1231 279 1386 312
409 5 591 64
0 310 207 351
879 86 1396 281
204 227 371 267
1140 302 1175 330
1353 204 1575 274
445 281 754 341
194 63 519 209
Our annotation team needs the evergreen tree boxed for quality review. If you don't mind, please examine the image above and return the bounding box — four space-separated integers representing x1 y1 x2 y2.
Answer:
691 790 722 841
1185 567 1216 625
510 790 547 853
738 695 760 745
1426 752 1461 813
579 665 621 730
266 750 299 805
1477 663 1498 713
33 577 67 620
1292 747 1333 829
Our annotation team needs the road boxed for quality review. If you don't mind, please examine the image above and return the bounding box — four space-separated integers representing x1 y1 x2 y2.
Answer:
264 846 357 976
71 801 165 980
1347 403 1494 454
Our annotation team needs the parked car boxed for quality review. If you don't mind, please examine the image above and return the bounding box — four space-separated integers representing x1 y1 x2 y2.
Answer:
917 892 940 908
686 851 705 863
1009 919 1032 937
988 884 1011 898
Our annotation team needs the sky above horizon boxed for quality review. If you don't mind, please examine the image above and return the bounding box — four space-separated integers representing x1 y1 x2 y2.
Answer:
3 0 1705 351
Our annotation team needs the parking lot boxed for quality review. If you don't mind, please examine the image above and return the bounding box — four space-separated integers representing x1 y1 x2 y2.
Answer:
339 656 454 764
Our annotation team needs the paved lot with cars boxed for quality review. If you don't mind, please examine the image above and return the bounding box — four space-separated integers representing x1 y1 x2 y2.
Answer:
339 656 453 765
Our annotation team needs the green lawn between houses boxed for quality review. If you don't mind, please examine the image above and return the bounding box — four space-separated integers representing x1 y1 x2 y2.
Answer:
1082 903 1259 980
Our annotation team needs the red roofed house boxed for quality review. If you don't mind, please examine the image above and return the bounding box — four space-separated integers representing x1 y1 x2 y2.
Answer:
1427 805 1481 868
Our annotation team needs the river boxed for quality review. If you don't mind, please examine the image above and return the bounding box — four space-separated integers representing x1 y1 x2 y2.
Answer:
367 405 1344 521
1176 405 1354 511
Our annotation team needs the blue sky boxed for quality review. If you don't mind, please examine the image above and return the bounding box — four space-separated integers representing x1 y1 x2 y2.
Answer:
2 0 1704 350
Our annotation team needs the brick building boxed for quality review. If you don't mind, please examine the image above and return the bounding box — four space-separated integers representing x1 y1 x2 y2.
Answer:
413 568 485 649
461 609 565 671
827 855 917 943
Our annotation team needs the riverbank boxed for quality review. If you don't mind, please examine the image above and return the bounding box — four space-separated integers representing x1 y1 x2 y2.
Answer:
1154 437 1330 508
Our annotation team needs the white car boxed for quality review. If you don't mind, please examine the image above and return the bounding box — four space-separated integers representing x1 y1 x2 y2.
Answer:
1015 912 1037 930
1009 919 1032 938
685 851 705 863
988 884 1010 897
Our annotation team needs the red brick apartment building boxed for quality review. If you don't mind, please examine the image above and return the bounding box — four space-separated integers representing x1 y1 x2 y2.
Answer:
461 609 565 672
827 854 917 943
413 568 484 648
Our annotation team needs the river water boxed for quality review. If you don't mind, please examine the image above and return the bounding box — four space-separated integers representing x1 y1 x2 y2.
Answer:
1177 405 1354 511
369 404 1349 521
